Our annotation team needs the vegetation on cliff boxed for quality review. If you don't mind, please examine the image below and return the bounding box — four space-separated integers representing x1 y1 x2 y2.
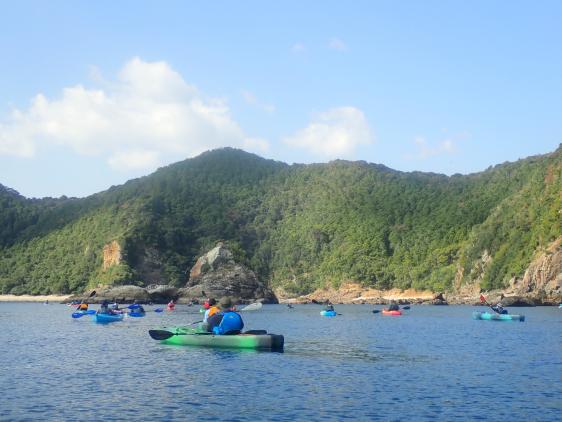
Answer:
0 146 560 295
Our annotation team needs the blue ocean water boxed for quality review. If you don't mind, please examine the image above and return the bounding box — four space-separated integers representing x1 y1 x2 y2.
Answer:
0 303 560 421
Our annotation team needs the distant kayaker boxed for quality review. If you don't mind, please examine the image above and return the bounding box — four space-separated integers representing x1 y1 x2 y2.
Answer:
99 300 110 314
130 300 145 314
387 301 400 311
203 298 219 323
167 299 176 310
492 302 507 314
324 303 334 312
207 296 244 335
77 301 88 312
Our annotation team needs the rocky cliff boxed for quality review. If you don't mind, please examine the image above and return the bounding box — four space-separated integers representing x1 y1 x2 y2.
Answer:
182 243 277 303
450 236 562 305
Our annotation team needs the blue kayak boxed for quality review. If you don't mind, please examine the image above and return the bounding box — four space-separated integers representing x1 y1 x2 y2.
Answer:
321 310 337 317
472 311 524 322
128 311 146 318
94 313 124 323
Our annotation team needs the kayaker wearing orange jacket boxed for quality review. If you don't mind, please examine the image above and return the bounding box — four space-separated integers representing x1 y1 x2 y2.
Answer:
203 298 219 322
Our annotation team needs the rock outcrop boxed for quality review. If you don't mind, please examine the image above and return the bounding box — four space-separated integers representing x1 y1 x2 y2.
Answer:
67 285 151 304
276 282 446 305
449 236 562 305
181 243 277 303
102 240 122 270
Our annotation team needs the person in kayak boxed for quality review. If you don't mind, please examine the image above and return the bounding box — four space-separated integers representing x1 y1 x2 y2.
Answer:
99 300 111 314
203 298 219 322
492 302 507 314
77 301 88 312
129 300 145 314
387 301 400 311
323 303 335 312
167 299 176 310
207 297 244 335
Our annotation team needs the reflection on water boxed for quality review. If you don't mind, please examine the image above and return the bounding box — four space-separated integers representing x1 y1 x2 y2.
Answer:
0 303 560 421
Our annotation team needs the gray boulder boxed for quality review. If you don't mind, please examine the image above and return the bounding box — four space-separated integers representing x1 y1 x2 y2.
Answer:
182 242 277 304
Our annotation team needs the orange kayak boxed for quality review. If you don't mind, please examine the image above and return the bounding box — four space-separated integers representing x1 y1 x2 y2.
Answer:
382 309 402 316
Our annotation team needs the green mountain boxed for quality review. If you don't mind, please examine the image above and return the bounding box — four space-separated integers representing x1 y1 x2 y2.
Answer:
1 146 560 295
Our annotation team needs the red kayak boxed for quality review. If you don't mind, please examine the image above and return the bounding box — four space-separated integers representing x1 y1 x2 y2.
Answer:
382 309 402 316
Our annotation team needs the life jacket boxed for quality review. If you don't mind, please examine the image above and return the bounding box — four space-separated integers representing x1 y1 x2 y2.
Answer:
213 311 244 335
207 306 220 318
78 303 88 311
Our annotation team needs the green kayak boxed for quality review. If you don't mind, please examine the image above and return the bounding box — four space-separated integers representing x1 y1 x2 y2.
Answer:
472 311 525 322
148 326 284 350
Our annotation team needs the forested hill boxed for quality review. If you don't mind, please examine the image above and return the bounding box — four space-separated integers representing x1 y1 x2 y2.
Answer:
0 146 560 295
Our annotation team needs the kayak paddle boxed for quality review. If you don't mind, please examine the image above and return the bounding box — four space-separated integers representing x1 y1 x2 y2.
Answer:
71 310 96 318
149 329 175 340
154 308 164 313
401 305 410 310
239 302 263 312
480 294 499 314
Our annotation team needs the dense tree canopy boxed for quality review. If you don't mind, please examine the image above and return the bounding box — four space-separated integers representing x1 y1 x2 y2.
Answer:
0 146 560 295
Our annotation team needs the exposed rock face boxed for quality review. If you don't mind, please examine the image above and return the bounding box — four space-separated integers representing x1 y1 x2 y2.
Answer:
450 236 562 305
146 285 179 303
183 243 277 303
103 240 122 270
189 244 233 279
68 285 151 304
505 236 562 304
277 282 444 305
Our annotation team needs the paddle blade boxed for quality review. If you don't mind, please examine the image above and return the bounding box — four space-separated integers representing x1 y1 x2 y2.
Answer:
480 294 486 303
72 311 94 318
401 306 410 310
372 310 380 314
240 302 263 312
154 308 164 313
148 329 175 340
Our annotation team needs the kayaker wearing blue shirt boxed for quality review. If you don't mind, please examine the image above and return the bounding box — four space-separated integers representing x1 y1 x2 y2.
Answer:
206 297 244 335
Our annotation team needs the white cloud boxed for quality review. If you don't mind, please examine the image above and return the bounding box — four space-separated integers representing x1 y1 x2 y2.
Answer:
0 57 268 171
291 42 306 53
411 136 456 159
241 90 275 113
328 38 347 51
283 107 374 158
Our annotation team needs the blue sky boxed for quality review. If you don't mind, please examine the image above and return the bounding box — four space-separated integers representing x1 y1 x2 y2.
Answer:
1 0 561 198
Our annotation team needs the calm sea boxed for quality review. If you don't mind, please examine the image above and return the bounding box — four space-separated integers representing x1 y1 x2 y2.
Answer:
0 303 560 421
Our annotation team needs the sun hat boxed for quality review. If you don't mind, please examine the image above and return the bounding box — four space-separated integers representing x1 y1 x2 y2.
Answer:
219 296 234 310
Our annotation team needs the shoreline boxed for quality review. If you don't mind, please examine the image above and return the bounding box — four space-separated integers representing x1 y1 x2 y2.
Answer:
0 294 73 302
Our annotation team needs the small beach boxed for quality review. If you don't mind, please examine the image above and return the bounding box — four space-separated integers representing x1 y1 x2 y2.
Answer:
0 294 72 302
